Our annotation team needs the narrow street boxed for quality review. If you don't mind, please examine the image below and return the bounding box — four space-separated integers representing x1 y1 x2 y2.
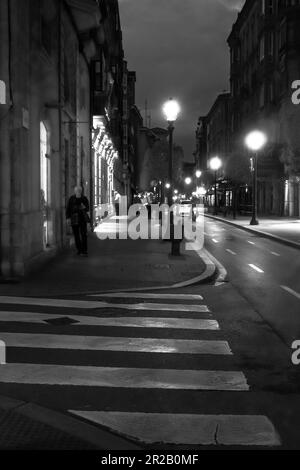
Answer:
1 0 300 457
0 221 299 449
204 217 300 345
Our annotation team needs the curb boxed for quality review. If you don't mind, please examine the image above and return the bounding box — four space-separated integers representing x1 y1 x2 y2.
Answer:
205 214 300 250
202 249 228 284
0 395 140 450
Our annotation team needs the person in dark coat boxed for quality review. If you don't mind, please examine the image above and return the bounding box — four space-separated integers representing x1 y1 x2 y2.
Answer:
66 186 90 256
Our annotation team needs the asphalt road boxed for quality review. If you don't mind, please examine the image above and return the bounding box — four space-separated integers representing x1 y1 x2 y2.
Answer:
203 217 300 346
0 223 299 449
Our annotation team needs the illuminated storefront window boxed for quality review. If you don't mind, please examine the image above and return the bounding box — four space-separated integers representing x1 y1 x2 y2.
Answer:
92 116 119 222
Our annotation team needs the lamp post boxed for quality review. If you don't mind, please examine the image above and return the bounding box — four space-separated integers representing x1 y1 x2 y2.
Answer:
163 98 181 255
245 130 267 226
209 156 222 215
195 170 202 195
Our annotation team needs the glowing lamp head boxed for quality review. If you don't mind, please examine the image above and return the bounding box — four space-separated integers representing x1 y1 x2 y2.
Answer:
163 98 180 122
195 170 202 178
209 156 222 172
185 177 192 185
165 183 171 189
245 130 267 152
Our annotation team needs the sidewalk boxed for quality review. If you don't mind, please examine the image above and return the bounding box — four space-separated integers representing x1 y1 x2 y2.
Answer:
205 214 300 249
0 217 209 297
0 395 138 450
0 218 211 450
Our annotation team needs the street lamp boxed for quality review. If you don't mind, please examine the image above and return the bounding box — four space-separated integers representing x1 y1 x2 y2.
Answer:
209 156 222 215
195 170 202 195
185 177 192 185
163 98 181 255
245 130 267 225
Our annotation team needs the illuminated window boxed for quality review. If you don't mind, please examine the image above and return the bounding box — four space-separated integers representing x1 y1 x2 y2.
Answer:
40 122 51 249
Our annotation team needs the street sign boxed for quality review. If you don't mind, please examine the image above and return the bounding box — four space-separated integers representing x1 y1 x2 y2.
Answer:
0 80 6 105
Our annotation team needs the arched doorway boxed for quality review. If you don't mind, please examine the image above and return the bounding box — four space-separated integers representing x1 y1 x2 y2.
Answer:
40 122 51 249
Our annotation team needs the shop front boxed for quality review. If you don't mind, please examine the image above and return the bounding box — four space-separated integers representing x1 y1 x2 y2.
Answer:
92 116 119 224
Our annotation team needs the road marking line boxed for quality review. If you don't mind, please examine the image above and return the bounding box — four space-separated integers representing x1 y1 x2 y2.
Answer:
247 241 255 245
248 264 264 273
226 249 236 256
0 296 209 312
212 239 219 244
0 312 218 330
91 293 204 301
280 286 300 300
69 412 280 446
0 364 247 390
271 252 280 257
0 333 232 355
0 296 117 310
122 303 210 313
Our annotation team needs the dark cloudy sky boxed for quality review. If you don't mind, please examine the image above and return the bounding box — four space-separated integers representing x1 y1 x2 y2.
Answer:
119 0 245 161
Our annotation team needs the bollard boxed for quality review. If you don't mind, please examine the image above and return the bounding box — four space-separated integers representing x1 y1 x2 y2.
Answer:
0 341 6 364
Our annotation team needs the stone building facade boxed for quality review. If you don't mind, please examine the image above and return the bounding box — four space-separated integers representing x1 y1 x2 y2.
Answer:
228 0 300 216
0 0 132 278
136 127 185 196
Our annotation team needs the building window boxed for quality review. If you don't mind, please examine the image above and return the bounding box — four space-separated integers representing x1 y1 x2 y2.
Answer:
41 18 52 56
269 81 275 102
279 21 287 49
64 56 70 103
93 60 103 92
267 0 275 14
259 84 265 107
259 36 265 61
269 31 275 56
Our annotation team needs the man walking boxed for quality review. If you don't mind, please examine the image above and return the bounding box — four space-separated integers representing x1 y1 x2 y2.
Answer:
66 186 90 256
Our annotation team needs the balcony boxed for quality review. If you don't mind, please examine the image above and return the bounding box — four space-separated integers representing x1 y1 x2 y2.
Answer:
66 0 102 32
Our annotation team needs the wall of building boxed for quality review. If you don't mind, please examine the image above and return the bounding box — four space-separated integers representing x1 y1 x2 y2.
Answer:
136 127 184 194
227 0 300 216
0 0 108 278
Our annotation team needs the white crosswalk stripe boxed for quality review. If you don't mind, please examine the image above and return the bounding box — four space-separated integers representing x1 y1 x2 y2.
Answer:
0 296 209 312
0 292 281 447
89 293 204 300
0 332 231 354
0 364 248 390
0 311 218 330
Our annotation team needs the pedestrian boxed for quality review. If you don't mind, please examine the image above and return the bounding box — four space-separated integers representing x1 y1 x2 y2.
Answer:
66 186 90 256
114 190 121 216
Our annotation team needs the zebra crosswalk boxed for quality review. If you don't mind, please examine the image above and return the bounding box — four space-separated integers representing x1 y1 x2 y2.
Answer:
0 292 281 448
